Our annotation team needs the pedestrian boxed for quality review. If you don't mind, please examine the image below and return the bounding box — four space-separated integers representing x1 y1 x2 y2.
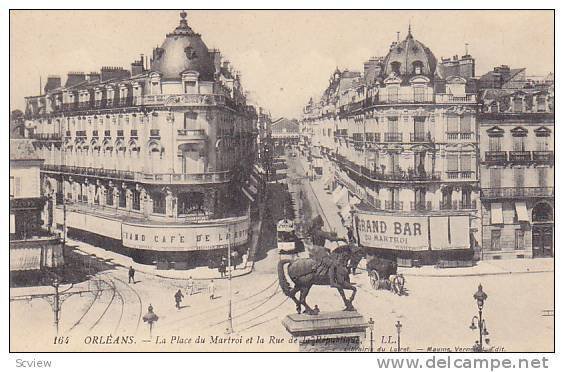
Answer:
128 266 135 284
208 280 216 300
347 227 354 243
174 289 184 309
231 250 239 270
241 251 249 269
219 258 226 278
187 276 194 296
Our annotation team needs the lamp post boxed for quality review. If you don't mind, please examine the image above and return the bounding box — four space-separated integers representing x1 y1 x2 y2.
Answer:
470 283 489 352
52 279 60 335
142 304 159 340
226 224 234 334
368 317 374 352
395 320 402 352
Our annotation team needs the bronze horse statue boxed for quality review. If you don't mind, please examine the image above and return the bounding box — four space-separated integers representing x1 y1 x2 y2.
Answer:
277 241 363 314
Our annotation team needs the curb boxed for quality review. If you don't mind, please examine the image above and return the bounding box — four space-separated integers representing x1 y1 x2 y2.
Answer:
402 269 554 278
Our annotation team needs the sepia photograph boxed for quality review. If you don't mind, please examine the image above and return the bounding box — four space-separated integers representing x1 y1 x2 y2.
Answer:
7 8 555 356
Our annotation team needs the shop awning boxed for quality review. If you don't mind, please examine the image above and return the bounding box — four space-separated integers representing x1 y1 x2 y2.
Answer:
332 185 344 202
10 247 42 271
515 202 529 222
491 203 503 225
336 188 349 207
10 214 15 234
241 187 255 202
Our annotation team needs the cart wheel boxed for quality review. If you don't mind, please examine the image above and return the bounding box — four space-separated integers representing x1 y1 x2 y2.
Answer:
369 270 380 289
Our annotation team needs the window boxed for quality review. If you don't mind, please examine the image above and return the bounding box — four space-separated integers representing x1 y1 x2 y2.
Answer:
537 136 550 151
490 168 502 188
389 153 400 174
184 112 198 129
447 154 458 172
460 115 472 134
491 230 502 251
153 193 166 214
538 167 547 188
414 86 425 102
446 115 458 133
388 87 399 102
489 136 502 152
184 80 196 93
537 96 546 112
387 117 398 133
461 187 472 208
119 190 126 208
178 192 205 215
106 188 113 206
132 190 141 211
513 97 523 112
514 168 525 188
515 229 525 250
513 136 525 152
414 187 426 209
412 61 424 75
460 154 472 172
390 62 401 75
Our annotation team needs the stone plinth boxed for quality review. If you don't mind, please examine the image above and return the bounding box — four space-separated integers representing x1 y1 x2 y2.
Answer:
282 311 368 352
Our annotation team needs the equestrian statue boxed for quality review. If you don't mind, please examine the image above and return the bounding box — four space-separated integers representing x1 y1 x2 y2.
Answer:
277 215 362 314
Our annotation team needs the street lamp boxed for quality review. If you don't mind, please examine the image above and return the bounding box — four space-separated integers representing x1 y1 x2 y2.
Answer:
368 317 374 352
395 321 402 352
470 284 489 352
142 304 159 339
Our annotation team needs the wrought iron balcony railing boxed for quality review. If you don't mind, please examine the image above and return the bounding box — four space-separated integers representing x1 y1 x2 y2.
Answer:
384 132 403 142
484 151 507 164
509 151 531 163
532 151 554 164
481 187 554 199
410 201 433 211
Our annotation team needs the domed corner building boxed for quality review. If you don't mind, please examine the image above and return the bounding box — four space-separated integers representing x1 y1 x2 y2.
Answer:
25 11 261 270
302 27 482 265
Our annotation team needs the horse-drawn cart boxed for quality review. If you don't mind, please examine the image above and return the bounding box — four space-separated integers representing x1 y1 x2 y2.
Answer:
366 256 406 295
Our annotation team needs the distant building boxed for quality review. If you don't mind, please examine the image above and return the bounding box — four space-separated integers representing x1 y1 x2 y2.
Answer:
270 117 300 152
22 12 260 269
479 84 554 259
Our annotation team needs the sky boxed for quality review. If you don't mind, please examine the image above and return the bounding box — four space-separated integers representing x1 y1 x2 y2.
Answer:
10 10 554 118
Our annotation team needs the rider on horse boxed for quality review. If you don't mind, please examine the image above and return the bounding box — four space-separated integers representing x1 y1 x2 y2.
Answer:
307 215 347 288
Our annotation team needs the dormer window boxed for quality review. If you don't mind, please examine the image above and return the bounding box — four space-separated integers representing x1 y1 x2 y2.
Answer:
513 97 523 113
390 62 401 75
412 61 424 75
537 96 546 112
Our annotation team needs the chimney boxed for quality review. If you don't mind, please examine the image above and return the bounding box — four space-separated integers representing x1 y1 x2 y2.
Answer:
100 66 131 82
65 72 86 87
131 55 145 76
87 72 101 82
44 75 62 94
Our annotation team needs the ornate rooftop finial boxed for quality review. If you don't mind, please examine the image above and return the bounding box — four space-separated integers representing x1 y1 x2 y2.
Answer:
172 10 195 36
407 22 413 38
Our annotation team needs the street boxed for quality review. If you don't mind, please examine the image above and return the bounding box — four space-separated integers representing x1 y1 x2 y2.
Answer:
10 153 554 352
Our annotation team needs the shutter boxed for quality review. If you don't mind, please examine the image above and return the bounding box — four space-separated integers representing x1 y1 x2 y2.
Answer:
447 154 458 171
460 115 472 133
446 115 458 132
460 154 471 171
490 168 501 188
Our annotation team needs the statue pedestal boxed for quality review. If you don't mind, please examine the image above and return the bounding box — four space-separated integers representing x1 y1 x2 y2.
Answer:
282 311 368 352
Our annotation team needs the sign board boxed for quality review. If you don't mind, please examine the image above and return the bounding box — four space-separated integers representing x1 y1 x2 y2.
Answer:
122 216 250 251
354 212 429 251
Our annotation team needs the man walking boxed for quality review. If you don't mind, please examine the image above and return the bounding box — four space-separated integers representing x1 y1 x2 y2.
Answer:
128 266 135 284
187 276 195 296
208 280 216 300
174 289 184 309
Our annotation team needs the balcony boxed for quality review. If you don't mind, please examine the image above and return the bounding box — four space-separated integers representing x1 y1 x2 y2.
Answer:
140 93 231 108
410 201 433 211
385 201 403 211
384 132 403 142
446 132 473 141
532 151 554 164
484 151 507 165
446 171 475 180
177 129 207 141
481 187 554 199
508 151 531 164
32 133 63 141
435 93 477 104
440 200 477 210
410 132 433 143
41 164 233 185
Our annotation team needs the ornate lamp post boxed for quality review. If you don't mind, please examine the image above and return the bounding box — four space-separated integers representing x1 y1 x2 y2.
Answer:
395 321 402 352
470 284 489 352
368 317 374 352
142 304 159 339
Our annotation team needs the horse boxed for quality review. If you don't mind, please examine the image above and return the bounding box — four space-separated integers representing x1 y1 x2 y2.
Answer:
277 243 357 314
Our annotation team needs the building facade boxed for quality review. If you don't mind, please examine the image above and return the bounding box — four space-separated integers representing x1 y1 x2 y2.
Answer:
10 122 63 272
301 29 480 263
479 81 554 259
23 12 259 268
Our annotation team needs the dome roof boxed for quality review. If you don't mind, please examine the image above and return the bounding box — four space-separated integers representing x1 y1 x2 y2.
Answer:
151 11 215 81
383 27 437 79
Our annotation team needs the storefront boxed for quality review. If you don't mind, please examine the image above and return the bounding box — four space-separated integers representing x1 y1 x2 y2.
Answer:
352 209 472 262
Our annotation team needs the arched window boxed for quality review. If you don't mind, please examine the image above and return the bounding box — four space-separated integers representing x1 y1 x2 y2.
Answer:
412 61 424 75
